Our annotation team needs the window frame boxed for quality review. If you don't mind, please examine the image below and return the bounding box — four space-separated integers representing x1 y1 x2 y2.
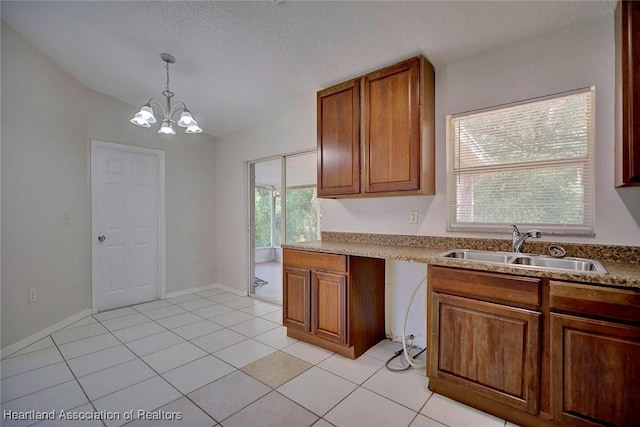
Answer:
446 87 596 236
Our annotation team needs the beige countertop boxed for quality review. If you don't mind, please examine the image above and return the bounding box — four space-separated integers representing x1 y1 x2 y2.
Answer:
282 240 640 289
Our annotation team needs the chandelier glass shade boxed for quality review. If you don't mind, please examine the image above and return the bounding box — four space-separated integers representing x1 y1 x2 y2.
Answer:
130 53 202 135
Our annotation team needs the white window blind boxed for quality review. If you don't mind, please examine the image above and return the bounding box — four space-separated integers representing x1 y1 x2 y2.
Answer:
447 88 595 235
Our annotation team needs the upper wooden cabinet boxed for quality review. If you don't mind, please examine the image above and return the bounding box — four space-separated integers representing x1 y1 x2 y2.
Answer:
364 57 421 193
317 80 361 196
317 56 435 198
616 0 640 186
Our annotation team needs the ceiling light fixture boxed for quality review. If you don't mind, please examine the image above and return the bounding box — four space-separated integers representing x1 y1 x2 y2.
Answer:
130 53 202 135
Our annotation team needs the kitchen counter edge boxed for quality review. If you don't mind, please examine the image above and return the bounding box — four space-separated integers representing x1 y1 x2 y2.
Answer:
281 241 640 289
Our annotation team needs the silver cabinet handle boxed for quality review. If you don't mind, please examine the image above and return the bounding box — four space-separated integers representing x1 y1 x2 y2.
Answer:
98 235 106 242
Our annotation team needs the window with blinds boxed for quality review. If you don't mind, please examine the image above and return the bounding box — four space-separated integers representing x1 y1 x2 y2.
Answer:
447 88 595 235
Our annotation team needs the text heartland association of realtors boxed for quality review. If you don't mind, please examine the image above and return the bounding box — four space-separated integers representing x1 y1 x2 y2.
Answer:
3 409 182 422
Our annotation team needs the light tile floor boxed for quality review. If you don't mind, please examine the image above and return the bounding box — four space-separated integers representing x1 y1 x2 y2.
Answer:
1 289 515 427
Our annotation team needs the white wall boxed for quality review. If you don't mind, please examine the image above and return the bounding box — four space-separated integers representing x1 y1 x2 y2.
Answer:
85 92 218 298
322 15 640 246
215 106 316 291
1 23 217 349
214 15 640 346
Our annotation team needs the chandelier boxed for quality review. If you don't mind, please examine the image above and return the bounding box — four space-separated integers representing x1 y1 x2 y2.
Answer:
130 53 203 135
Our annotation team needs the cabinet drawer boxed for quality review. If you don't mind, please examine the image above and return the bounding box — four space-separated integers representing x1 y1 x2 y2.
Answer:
550 281 640 323
428 266 541 309
283 249 347 273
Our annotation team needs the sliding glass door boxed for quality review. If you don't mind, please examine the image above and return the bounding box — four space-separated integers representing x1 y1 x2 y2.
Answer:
249 151 318 304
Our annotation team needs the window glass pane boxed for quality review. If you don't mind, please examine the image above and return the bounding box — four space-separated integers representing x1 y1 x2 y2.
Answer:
455 93 590 168
285 188 318 244
284 152 319 244
448 88 594 234
254 186 272 247
456 165 587 225
274 191 281 247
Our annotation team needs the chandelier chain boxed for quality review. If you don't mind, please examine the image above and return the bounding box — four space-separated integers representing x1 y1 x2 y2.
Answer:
165 61 170 94
163 60 174 99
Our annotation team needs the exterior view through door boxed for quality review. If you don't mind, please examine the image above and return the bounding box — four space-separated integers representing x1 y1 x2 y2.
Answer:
91 141 165 312
250 151 319 304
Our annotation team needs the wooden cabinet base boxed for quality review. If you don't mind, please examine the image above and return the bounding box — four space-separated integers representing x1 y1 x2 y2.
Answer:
428 267 640 427
428 378 554 427
287 326 358 359
282 250 385 360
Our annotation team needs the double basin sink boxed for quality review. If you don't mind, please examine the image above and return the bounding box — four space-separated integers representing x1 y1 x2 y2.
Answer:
440 250 607 274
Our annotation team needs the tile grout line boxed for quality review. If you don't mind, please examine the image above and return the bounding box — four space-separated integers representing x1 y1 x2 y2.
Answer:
48 337 107 427
5 293 473 427
84 316 191 426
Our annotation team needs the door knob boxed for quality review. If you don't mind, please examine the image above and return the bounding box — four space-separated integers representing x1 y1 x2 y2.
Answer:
98 235 106 242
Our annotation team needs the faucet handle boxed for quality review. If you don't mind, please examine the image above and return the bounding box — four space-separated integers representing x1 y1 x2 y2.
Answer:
511 224 520 235
529 230 542 239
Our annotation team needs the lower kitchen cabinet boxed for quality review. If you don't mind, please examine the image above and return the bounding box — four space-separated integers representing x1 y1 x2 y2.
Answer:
282 249 385 359
312 271 347 345
427 266 640 427
282 266 311 332
550 281 640 427
430 293 541 414
427 266 542 415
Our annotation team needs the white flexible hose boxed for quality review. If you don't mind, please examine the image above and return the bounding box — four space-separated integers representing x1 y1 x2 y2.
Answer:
401 275 427 367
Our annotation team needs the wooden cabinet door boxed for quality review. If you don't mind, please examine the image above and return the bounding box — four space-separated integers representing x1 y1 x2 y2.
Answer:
283 266 311 332
550 313 640 427
429 293 541 414
616 0 640 186
311 271 347 345
317 79 361 197
363 57 420 193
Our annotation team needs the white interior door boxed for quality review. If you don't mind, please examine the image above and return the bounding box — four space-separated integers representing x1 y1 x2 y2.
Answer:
92 141 163 312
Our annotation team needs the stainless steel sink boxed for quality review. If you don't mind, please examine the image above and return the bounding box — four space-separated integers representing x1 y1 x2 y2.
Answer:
511 256 606 273
439 250 515 263
440 250 607 274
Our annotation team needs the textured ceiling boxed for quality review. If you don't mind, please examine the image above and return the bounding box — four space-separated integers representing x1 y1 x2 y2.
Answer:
1 1 616 138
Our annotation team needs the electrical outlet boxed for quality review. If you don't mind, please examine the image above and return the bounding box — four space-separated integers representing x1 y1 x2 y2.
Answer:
409 210 418 224
391 333 417 342
63 211 71 225
29 288 37 303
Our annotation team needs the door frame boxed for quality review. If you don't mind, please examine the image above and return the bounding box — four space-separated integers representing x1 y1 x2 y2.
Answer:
90 140 166 313
247 148 317 302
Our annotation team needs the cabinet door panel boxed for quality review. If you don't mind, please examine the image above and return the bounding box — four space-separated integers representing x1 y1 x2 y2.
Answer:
364 57 420 193
429 293 541 414
616 0 640 186
283 267 310 332
317 80 360 196
551 313 640 427
312 271 347 345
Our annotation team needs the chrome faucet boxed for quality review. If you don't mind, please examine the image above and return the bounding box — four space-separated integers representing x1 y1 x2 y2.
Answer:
511 225 542 253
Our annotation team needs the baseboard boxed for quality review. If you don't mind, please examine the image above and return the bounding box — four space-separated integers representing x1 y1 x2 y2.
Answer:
212 283 248 297
2 283 248 359
163 284 218 299
163 283 247 299
1 309 92 359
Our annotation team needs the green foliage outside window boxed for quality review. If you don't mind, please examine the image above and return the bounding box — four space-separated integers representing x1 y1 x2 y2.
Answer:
254 186 318 248
254 187 272 248
285 188 318 243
